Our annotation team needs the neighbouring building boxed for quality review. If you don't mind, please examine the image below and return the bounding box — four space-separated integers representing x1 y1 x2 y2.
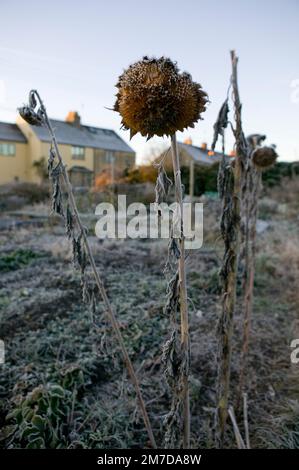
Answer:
0 122 28 183
160 138 224 168
0 111 135 187
155 138 229 199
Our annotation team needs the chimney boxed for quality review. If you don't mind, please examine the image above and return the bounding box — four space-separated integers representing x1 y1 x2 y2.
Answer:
184 137 193 145
65 111 81 127
201 142 207 151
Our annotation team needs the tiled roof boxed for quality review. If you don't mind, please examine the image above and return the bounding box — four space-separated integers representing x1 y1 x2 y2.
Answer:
0 122 27 143
30 119 135 154
179 143 223 165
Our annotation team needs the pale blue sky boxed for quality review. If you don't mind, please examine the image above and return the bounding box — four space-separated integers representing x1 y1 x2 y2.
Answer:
0 0 298 162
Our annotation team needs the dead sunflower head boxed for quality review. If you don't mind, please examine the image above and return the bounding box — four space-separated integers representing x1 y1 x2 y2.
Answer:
114 56 208 140
252 146 278 170
19 91 45 127
19 106 44 126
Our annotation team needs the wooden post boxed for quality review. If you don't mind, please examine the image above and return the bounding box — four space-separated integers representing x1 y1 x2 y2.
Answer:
110 153 115 185
189 159 194 203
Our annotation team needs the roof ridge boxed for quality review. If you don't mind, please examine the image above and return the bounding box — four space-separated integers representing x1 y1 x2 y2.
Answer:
179 142 208 151
26 118 135 153
48 118 115 134
179 141 226 156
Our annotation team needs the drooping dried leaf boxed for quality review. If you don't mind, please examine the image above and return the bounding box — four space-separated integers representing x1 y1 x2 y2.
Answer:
162 332 189 449
50 165 64 217
164 271 180 319
29 91 37 109
211 99 229 151
65 204 74 239
48 148 56 174
155 166 172 203
246 134 266 150
162 329 182 386
169 237 181 260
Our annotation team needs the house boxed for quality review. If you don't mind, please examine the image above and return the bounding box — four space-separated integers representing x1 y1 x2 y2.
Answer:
157 138 228 200
0 122 28 183
161 138 224 168
0 111 135 186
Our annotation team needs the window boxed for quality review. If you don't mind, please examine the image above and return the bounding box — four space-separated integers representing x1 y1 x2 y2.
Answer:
71 146 85 160
105 151 114 163
0 143 15 156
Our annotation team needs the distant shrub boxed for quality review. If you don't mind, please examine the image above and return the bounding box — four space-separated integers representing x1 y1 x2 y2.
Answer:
94 167 125 188
262 162 299 187
32 157 48 181
125 162 220 196
124 165 158 184
181 162 219 196
12 182 50 204
0 182 49 205
0 182 49 210
178 161 299 194
92 182 155 206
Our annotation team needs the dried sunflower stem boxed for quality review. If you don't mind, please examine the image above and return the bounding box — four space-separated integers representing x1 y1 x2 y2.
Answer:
215 51 242 447
243 392 250 449
228 407 246 449
238 171 261 402
32 91 157 449
170 134 190 449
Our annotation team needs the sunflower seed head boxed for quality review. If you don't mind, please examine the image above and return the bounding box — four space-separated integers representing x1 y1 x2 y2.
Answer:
114 56 208 139
18 105 43 126
252 146 278 170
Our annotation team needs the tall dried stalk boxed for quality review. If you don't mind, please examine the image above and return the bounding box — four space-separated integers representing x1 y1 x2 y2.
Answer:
237 133 272 405
19 90 157 449
243 392 250 449
160 136 190 449
238 136 279 407
215 51 245 447
113 56 207 450
228 407 246 449
238 164 261 403
170 134 190 449
227 393 251 449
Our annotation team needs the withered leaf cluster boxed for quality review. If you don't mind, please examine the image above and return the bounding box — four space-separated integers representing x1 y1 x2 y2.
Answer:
211 99 229 151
